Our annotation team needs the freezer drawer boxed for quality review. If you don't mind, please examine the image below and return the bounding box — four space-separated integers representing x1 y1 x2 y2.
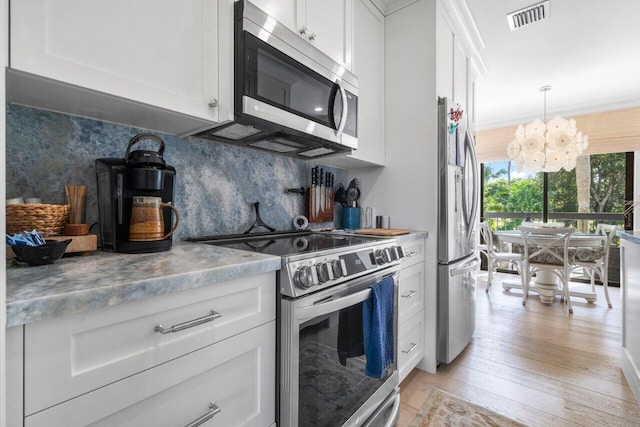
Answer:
437 256 478 364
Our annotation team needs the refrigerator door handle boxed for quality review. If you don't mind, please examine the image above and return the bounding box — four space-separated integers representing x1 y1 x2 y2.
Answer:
463 130 479 239
450 258 480 277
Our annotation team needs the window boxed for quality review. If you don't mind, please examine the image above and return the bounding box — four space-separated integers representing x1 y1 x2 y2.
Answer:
481 152 633 232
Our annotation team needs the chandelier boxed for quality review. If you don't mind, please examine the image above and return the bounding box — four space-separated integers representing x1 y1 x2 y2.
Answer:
507 86 588 172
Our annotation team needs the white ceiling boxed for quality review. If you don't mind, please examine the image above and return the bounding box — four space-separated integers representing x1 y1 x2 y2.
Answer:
466 0 640 130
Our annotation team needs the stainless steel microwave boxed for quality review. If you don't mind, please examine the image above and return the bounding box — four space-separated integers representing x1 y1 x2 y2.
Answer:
195 0 358 159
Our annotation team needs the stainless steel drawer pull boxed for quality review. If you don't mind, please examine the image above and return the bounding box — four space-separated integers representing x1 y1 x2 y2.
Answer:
402 290 417 298
154 310 222 335
402 343 418 354
406 251 418 258
184 402 221 427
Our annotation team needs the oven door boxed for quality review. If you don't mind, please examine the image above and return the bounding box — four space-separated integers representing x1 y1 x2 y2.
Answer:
280 266 400 427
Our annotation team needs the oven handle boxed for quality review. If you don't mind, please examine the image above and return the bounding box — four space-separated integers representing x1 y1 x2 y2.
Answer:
298 287 372 321
297 269 399 322
362 389 400 427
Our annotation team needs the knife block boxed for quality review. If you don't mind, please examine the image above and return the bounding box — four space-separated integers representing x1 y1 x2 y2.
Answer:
308 187 334 223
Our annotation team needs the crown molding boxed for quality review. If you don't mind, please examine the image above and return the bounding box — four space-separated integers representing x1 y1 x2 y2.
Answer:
369 0 419 16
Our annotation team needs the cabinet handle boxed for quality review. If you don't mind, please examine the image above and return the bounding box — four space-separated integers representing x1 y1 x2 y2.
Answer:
299 26 308 36
402 343 418 354
154 309 222 335
208 98 218 108
405 251 418 258
308 32 316 42
184 402 221 427
402 290 417 299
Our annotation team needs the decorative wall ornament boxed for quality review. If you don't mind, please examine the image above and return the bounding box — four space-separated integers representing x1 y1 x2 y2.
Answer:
507 86 588 172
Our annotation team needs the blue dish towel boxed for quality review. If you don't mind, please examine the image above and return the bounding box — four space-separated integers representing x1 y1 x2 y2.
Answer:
363 276 395 378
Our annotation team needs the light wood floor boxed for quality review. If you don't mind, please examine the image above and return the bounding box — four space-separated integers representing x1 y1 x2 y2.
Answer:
398 271 640 426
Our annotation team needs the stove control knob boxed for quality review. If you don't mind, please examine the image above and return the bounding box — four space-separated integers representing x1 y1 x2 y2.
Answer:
316 263 330 283
331 260 343 278
374 250 385 265
390 247 399 261
396 246 406 259
294 266 314 288
382 248 392 264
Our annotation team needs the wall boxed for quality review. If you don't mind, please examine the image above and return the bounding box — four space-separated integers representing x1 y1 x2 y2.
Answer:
352 0 439 373
5 105 346 239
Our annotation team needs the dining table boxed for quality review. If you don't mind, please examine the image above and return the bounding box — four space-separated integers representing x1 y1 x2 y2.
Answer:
494 230 607 305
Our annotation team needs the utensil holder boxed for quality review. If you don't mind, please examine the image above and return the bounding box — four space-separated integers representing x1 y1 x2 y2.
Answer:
65 185 87 224
342 207 361 230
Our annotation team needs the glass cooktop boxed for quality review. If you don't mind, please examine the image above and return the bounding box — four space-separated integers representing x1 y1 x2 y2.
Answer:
193 232 385 257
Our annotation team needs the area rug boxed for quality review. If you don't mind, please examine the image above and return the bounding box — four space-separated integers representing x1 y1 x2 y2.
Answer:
410 388 526 427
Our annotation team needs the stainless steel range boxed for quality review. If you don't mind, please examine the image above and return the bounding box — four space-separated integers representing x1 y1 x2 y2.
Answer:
189 231 405 426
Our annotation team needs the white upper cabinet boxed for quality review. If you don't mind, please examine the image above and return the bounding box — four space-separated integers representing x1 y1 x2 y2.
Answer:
436 0 485 133
350 0 385 165
9 0 222 135
319 0 384 168
303 0 353 69
248 0 298 30
250 0 353 69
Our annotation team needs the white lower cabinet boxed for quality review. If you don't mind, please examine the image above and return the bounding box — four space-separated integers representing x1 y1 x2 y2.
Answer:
398 310 424 382
18 271 276 426
25 321 275 427
398 261 425 325
397 234 427 382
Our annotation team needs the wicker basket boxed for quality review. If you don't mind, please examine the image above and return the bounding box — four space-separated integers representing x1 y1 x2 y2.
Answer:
6 204 70 235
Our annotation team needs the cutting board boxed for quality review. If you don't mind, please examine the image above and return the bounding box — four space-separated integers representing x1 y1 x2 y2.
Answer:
354 228 411 236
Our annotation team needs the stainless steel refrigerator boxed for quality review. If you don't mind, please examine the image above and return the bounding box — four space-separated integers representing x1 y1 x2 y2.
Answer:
437 97 480 364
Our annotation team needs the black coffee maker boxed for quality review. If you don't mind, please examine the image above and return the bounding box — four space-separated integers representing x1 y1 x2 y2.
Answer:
96 134 177 253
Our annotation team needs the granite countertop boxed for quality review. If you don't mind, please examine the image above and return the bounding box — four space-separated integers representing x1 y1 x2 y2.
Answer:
6 242 281 328
618 230 640 245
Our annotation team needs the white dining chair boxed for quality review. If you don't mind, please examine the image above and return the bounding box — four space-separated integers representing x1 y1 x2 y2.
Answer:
572 224 619 308
519 226 575 312
478 222 523 293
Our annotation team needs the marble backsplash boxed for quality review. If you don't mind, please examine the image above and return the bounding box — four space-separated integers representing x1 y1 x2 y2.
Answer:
6 104 347 239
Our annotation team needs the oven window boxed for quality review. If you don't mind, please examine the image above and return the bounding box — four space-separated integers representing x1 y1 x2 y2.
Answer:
244 33 340 129
298 303 390 426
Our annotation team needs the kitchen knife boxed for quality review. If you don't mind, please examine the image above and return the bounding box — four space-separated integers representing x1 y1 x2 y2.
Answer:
319 168 325 214
315 167 320 217
326 172 332 213
311 167 317 220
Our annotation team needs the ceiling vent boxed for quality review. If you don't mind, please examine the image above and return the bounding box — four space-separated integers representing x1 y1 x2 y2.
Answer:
507 1 549 31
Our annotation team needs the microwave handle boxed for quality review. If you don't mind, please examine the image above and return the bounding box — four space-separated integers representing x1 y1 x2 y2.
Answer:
335 80 348 137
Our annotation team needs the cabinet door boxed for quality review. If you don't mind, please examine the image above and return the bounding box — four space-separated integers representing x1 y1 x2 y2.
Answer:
453 40 469 122
11 0 219 123
350 0 385 165
25 322 276 427
436 10 454 100
303 0 353 68
398 311 424 382
24 272 275 415
249 0 297 32
399 261 425 325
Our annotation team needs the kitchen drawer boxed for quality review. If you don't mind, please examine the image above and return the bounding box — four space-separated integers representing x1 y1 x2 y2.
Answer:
398 310 424 383
24 272 275 415
400 237 426 268
25 321 276 427
399 261 425 325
